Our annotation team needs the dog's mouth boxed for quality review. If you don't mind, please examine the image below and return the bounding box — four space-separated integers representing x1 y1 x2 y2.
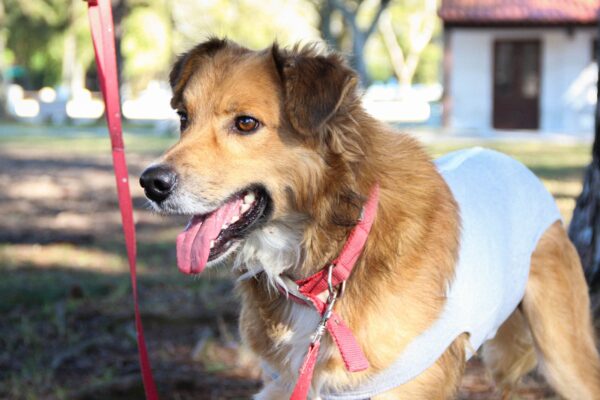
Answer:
176 186 270 274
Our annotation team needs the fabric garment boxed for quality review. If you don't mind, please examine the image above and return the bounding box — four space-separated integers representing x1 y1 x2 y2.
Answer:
322 147 561 399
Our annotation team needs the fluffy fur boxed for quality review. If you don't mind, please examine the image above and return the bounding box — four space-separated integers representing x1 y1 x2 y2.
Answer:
147 38 600 399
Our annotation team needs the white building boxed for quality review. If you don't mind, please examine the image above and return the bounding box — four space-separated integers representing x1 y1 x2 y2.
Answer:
439 0 598 135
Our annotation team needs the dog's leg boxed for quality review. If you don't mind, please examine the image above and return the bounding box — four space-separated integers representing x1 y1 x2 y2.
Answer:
522 221 600 400
373 333 468 400
481 308 537 398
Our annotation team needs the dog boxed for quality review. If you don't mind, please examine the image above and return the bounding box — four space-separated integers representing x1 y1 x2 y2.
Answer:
140 38 600 399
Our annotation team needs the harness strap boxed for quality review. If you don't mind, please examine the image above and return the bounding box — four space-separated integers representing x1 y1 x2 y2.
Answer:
296 185 380 296
289 184 380 399
85 1 159 399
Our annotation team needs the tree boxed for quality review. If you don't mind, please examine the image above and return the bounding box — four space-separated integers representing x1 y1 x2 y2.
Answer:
62 0 95 95
2 0 95 91
321 0 391 85
121 0 172 93
569 16 600 320
377 0 437 87
4 0 68 88
171 0 319 51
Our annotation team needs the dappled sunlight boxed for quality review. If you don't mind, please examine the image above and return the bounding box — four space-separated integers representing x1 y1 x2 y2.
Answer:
0 243 126 273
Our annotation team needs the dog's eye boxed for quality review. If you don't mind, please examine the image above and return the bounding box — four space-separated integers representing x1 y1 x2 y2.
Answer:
234 116 260 134
177 110 188 131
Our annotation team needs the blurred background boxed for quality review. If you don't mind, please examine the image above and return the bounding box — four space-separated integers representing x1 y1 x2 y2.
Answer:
0 0 598 399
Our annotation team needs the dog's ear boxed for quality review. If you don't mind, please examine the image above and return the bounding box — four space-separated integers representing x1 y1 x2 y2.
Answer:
272 44 358 137
169 37 228 108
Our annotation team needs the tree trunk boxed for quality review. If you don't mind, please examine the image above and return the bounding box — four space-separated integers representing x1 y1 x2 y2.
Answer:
330 0 391 86
61 0 77 95
350 25 368 85
111 0 127 88
319 0 337 50
0 0 7 118
568 12 600 321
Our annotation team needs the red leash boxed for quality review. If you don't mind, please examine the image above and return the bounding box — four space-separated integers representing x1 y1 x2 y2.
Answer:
85 1 159 398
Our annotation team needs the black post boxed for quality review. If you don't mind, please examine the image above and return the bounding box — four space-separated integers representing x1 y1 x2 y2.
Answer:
593 12 600 163
568 10 600 318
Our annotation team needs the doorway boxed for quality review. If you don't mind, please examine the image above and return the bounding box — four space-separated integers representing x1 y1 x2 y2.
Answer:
493 40 541 130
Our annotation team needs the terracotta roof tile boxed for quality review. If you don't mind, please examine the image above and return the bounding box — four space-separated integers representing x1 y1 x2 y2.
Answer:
439 0 599 25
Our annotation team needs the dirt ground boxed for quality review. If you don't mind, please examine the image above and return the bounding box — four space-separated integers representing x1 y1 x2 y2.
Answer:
1 130 585 399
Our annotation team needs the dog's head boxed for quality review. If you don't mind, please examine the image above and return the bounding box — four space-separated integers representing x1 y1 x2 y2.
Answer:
140 38 361 275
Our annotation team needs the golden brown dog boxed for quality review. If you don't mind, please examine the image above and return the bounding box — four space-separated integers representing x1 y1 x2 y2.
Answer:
140 38 600 399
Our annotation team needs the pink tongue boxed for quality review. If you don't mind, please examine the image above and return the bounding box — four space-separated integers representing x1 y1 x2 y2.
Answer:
176 198 243 274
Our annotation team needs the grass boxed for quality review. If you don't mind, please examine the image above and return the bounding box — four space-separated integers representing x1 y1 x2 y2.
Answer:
0 123 177 156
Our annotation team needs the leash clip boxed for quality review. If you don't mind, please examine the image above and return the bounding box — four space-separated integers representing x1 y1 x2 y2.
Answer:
310 290 337 345
310 264 344 344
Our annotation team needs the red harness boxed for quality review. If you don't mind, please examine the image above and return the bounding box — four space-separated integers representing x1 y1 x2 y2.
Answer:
85 1 159 399
287 184 380 400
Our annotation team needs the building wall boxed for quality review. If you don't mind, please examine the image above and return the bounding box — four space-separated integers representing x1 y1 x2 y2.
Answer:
447 26 596 134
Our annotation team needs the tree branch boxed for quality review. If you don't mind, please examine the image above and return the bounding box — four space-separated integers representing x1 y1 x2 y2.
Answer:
378 9 406 82
332 0 358 31
366 0 391 38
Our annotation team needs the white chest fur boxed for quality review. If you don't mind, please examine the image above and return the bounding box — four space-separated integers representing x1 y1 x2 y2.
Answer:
235 217 334 396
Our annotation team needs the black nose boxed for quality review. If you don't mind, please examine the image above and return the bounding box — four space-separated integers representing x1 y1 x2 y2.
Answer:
139 164 178 203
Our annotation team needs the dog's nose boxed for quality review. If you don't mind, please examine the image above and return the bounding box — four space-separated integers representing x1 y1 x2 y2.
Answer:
139 164 178 202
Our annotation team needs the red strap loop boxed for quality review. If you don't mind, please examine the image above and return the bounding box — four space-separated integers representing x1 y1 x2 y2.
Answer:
86 1 159 399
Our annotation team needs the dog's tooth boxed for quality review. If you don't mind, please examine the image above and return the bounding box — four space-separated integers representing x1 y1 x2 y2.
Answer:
241 203 251 214
222 222 229 230
210 240 215 249
231 215 240 223
243 193 255 204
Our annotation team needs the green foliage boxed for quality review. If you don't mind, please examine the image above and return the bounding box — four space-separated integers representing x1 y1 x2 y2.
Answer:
0 0 443 90
413 37 441 84
122 6 171 92
3 0 65 87
171 0 319 53
365 36 394 81
2 0 93 88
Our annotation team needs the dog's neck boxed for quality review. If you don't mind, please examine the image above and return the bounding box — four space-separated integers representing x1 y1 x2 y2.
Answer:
233 213 306 290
